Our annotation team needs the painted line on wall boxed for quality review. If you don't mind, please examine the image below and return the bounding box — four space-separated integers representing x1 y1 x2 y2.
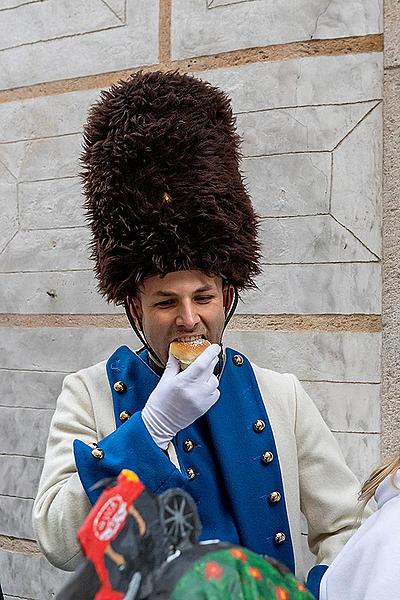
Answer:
0 34 383 104
159 0 171 63
0 314 382 332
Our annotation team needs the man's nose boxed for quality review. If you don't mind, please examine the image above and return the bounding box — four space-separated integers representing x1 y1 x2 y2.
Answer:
175 302 200 329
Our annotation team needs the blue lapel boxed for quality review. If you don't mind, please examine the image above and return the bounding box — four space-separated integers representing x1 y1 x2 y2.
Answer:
206 347 295 571
106 346 159 426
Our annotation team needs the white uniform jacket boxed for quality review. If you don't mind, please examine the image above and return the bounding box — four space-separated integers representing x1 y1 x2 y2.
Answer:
33 346 361 599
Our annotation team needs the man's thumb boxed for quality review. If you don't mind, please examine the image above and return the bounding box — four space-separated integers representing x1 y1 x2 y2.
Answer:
164 352 180 376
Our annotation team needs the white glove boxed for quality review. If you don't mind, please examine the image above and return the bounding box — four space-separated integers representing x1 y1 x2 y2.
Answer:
142 344 221 449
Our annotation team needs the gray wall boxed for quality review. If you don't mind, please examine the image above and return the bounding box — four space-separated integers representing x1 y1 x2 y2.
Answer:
0 1 386 598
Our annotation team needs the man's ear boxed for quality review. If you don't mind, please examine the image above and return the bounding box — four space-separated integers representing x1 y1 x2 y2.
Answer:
223 284 235 316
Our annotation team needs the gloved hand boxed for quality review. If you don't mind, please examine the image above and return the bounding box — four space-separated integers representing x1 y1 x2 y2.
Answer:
142 344 221 449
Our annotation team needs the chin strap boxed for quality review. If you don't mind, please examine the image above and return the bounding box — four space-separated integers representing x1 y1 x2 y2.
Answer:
222 285 239 334
124 300 164 368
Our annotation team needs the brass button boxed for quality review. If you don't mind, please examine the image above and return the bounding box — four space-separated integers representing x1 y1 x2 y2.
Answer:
183 439 194 452
113 381 126 393
233 354 244 366
91 447 104 460
119 410 131 422
261 451 274 464
186 467 196 480
253 419 265 432
269 491 281 504
274 532 286 544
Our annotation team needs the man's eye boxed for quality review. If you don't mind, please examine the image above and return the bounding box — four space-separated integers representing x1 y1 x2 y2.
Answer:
155 300 175 308
195 296 214 303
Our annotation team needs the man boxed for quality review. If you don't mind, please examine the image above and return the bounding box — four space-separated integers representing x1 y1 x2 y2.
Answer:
33 71 361 599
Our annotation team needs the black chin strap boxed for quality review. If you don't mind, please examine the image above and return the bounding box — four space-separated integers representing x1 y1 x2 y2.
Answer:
222 285 239 335
124 300 164 368
124 284 239 372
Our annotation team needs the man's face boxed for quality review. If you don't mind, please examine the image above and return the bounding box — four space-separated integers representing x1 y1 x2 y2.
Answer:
130 271 231 366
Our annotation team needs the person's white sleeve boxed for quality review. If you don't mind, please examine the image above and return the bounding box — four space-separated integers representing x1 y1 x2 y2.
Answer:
293 374 363 566
32 372 94 570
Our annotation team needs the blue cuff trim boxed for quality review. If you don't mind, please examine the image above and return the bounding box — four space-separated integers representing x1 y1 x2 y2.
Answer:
73 411 184 504
306 564 328 599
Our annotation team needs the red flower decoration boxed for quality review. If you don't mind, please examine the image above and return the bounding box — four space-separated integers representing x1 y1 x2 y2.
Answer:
249 566 263 581
275 587 289 600
229 548 248 562
204 561 224 580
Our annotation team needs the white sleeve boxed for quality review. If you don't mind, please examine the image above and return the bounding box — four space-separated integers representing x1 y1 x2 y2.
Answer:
293 375 362 565
32 372 94 570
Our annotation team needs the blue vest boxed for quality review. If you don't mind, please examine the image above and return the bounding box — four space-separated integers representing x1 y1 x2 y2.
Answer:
74 346 295 572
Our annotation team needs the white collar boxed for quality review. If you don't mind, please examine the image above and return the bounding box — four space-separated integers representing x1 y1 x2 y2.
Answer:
375 468 400 508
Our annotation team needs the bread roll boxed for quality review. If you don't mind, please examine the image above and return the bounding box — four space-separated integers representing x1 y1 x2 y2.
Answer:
170 338 211 369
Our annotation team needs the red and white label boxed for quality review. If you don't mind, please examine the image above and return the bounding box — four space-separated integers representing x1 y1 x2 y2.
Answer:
93 495 127 542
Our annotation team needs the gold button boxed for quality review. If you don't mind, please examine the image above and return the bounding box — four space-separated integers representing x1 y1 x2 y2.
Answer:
119 410 131 422
274 532 286 544
113 381 126 393
261 451 274 464
269 491 281 503
91 447 104 460
186 467 196 480
253 419 265 432
183 439 194 452
233 354 244 366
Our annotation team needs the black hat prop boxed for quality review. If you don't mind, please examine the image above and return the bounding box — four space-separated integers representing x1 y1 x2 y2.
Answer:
81 70 261 304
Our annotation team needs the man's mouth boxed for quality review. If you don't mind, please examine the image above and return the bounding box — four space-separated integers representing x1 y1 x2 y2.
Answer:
173 334 206 343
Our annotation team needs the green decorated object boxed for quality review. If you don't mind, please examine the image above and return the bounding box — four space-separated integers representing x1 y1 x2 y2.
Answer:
170 547 314 600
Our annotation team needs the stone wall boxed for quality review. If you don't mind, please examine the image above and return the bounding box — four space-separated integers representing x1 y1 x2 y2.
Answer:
0 1 385 598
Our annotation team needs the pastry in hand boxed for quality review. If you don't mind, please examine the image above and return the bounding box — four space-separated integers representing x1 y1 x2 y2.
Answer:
169 338 211 369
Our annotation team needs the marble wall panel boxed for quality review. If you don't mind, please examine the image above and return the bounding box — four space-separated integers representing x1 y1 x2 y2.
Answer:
0 134 81 181
334 431 381 482
0 0 125 50
0 228 91 272
0 1 159 89
0 327 138 373
238 101 378 156
0 496 34 539
242 153 331 217
0 262 381 315
0 407 53 457
259 215 377 263
0 455 43 498
202 53 383 113
240 263 381 314
0 327 380 384
224 330 381 383
0 271 117 314
172 0 382 59
0 550 69 598
0 370 65 409
19 177 85 229
0 163 18 254
331 103 383 257
301 382 380 433
1 89 98 144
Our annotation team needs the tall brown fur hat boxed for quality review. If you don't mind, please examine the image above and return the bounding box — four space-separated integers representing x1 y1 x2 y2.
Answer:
81 70 261 304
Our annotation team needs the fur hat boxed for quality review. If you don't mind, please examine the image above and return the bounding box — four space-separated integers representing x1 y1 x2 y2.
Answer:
81 70 261 304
